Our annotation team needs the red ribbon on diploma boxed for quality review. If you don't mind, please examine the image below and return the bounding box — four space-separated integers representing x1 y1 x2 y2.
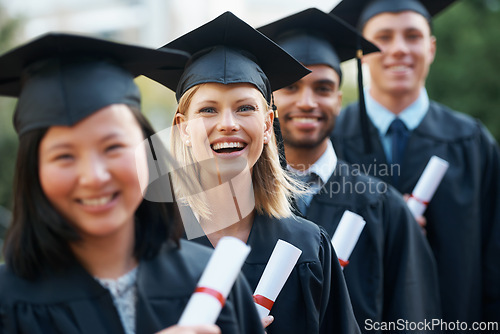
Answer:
339 258 349 268
410 194 429 206
253 294 275 311
195 286 226 307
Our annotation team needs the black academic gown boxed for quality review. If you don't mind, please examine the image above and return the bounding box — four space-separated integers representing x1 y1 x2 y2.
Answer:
0 240 264 334
189 212 361 334
303 160 441 333
332 101 500 324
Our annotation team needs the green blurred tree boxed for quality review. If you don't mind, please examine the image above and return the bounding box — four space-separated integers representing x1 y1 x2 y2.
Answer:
0 2 20 214
427 0 500 141
341 0 500 142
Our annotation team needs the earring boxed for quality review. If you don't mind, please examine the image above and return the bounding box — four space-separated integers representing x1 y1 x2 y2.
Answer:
185 138 191 146
263 135 268 143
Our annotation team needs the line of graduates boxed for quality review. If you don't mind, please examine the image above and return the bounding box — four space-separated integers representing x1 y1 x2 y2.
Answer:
0 1 499 333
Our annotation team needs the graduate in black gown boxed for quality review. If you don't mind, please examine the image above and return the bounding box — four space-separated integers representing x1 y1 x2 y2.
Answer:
144 11 360 334
258 8 441 333
330 0 500 325
0 33 264 334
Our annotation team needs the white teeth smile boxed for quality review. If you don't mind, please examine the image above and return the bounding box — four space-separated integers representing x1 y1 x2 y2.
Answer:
211 142 246 151
293 117 318 123
389 65 410 71
80 195 114 206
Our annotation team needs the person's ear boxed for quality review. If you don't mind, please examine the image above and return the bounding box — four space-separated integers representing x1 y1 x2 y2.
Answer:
429 35 437 64
336 90 343 116
175 113 191 146
264 108 274 144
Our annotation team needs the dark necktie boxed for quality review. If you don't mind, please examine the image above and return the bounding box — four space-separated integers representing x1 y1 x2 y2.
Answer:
388 118 409 186
295 172 319 215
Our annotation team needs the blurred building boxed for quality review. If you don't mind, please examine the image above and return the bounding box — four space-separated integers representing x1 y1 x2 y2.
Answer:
4 0 175 47
2 0 344 129
3 0 339 47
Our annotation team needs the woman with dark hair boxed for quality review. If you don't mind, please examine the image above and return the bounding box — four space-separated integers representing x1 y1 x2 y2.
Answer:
5 107 172 279
0 33 263 334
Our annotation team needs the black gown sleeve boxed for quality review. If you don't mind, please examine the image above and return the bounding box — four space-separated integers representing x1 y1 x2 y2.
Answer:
223 273 265 334
478 124 500 322
136 240 265 334
318 227 361 334
0 241 265 334
307 166 442 332
380 187 441 324
332 101 500 324
234 214 360 334
0 264 126 334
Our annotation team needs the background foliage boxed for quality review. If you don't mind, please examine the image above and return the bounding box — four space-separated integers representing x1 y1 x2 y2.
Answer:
426 0 500 140
0 2 18 247
0 0 499 232
341 0 500 142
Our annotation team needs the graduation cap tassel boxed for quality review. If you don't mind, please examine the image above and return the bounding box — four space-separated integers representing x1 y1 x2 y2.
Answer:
271 94 288 170
356 37 373 155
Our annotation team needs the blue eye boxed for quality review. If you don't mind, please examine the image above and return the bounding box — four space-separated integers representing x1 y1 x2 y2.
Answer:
238 105 256 112
199 107 216 114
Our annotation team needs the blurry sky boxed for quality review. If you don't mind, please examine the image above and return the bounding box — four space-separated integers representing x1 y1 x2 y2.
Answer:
1 0 348 129
3 0 341 47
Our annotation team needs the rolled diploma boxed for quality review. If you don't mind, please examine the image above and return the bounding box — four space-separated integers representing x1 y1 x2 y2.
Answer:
331 210 366 270
178 236 251 325
407 156 449 218
253 239 302 318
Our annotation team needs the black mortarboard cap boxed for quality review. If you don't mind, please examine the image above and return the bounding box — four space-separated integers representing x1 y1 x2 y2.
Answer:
0 33 190 136
145 11 311 103
258 8 379 82
331 0 457 31
145 12 311 170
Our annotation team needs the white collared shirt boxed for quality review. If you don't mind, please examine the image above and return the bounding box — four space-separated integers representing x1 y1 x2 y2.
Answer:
365 87 429 161
288 140 338 197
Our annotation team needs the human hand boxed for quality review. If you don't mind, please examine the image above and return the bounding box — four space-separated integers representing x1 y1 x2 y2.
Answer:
261 315 274 328
403 194 427 235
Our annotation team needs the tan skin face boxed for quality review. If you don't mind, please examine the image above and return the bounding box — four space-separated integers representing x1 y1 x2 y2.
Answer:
363 11 433 229
175 84 276 328
362 11 436 109
174 82 273 248
39 104 148 242
175 82 273 184
273 64 342 167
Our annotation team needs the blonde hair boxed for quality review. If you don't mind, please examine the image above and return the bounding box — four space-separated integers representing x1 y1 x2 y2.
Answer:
170 84 304 220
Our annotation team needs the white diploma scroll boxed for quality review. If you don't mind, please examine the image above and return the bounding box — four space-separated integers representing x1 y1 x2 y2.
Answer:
331 210 366 269
178 236 251 325
252 239 302 318
407 156 449 218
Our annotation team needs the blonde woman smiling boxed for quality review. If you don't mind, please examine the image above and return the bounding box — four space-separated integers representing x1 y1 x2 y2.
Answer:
0 33 263 334
146 12 360 334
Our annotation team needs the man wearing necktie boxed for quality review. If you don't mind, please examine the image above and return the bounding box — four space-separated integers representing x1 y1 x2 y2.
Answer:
293 172 320 215
331 0 500 324
388 118 409 186
259 8 441 332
